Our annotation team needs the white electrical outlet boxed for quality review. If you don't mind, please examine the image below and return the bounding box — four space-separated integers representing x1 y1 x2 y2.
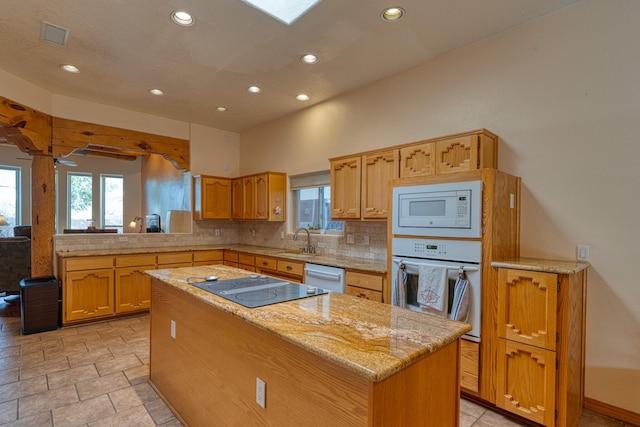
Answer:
280 231 284 239
256 377 266 408
215 229 220 236
577 245 590 262
118 236 128 242
364 235 370 245
170 320 176 339
347 234 355 244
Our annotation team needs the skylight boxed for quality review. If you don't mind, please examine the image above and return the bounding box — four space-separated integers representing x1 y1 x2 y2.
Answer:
241 0 321 25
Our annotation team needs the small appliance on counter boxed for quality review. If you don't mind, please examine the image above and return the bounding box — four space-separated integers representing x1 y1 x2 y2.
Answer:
146 214 161 233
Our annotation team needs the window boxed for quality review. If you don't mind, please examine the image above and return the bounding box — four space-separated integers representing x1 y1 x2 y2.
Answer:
290 171 343 234
0 166 20 237
68 172 93 229
101 175 124 233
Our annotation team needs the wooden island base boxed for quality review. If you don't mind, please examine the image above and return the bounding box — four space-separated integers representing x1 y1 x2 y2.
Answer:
150 279 462 427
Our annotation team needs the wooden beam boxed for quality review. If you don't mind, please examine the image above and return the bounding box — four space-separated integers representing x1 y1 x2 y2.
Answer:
0 96 52 154
52 117 190 171
30 153 56 277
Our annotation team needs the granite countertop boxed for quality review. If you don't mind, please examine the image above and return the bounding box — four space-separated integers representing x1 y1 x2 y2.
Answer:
491 257 590 274
57 244 387 273
146 264 470 382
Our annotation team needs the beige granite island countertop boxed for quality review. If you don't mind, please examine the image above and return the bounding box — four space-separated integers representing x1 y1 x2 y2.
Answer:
491 257 590 275
146 264 470 382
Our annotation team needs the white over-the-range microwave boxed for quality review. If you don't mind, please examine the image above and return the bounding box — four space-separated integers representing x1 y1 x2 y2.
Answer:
392 180 482 238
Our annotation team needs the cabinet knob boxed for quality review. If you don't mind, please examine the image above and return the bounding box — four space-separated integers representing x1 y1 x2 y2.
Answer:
286 265 292 270
262 261 268 266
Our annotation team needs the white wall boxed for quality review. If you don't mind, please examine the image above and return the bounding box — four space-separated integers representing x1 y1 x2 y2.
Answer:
240 0 640 413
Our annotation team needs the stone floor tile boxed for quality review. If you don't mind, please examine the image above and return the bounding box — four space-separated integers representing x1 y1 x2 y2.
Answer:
123 363 150 385
47 364 99 390
157 417 184 427
44 341 89 360
108 382 159 413
87 404 157 427
460 398 487 419
19 355 69 380
51 394 116 427
94 353 142 377
17 383 78 419
0 375 48 403
0 344 20 359
0 399 18 424
76 371 131 401
107 340 149 358
84 336 127 352
62 330 100 345
144 397 176 425
0 410 53 427
67 347 113 368
20 338 63 356
475 409 528 426
0 367 19 386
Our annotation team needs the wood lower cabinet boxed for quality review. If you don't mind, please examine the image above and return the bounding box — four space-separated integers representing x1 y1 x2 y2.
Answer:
115 254 156 314
65 268 115 322
255 255 304 283
193 175 232 220
495 265 587 427
345 270 384 303
223 251 239 268
238 253 255 272
157 252 193 269
193 250 224 266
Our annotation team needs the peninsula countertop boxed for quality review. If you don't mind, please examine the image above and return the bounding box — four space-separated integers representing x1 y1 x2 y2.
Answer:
146 264 471 382
491 257 590 275
56 243 387 273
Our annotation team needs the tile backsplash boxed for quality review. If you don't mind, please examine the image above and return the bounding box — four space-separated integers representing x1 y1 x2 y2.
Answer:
54 220 387 261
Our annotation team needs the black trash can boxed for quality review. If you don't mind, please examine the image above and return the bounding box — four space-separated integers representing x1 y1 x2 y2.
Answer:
20 276 61 335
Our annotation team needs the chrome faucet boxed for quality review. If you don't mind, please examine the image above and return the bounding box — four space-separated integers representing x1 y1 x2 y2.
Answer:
293 228 315 254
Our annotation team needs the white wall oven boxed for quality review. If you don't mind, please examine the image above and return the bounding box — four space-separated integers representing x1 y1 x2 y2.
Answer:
391 238 482 342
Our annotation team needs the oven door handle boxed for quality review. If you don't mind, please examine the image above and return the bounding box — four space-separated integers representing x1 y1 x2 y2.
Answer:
392 258 479 272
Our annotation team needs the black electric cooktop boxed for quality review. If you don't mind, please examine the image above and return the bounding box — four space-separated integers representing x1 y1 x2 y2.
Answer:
191 275 327 308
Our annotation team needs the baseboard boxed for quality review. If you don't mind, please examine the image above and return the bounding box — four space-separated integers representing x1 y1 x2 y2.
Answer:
584 397 640 426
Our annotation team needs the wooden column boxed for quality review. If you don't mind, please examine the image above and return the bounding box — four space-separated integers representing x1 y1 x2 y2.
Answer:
30 153 56 277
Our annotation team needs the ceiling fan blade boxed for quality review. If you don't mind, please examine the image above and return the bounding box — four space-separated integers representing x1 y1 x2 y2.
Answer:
54 158 77 167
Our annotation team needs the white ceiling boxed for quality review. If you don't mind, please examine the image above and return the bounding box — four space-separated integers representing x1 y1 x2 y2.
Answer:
0 0 582 133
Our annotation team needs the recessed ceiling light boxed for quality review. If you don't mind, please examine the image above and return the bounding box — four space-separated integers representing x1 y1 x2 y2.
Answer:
300 54 318 64
296 94 310 101
247 86 262 94
381 7 405 22
149 88 164 96
216 106 227 112
171 11 194 26
60 64 80 73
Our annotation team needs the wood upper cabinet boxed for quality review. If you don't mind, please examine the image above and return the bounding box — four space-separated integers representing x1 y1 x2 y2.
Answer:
330 156 361 219
193 175 232 220
231 178 243 220
435 134 496 175
362 150 399 219
234 172 286 221
495 266 587 427
399 142 435 178
242 176 256 220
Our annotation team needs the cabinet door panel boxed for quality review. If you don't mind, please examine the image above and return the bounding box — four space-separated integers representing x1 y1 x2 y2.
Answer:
115 267 151 313
496 339 556 426
497 269 558 350
65 269 114 322
202 177 232 220
255 174 269 219
346 286 382 302
231 178 243 220
330 157 361 219
362 150 398 219
435 136 477 174
243 177 256 219
399 143 436 178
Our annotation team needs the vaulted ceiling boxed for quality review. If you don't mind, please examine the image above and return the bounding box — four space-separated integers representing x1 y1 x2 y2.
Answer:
0 0 582 132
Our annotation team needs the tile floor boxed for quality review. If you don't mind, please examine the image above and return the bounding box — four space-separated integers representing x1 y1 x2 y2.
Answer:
0 313 633 426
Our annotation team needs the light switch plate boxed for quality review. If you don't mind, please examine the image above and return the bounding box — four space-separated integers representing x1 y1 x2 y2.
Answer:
577 245 590 262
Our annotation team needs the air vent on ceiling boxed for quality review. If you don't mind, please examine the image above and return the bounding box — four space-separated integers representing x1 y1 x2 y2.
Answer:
41 22 70 46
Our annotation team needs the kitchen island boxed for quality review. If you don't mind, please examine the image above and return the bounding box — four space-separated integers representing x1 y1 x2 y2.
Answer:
147 264 471 427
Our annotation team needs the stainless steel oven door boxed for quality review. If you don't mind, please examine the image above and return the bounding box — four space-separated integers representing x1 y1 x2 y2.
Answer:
392 256 481 342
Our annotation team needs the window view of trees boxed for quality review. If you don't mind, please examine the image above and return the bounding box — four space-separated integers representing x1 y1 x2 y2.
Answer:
0 166 20 237
295 186 343 233
68 173 93 229
102 175 124 232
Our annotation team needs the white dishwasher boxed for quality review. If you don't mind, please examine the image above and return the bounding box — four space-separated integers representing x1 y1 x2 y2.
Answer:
304 263 345 293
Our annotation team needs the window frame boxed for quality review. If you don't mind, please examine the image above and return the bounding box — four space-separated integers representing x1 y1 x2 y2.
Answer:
67 171 93 229
100 174 124 232
0 165 21 235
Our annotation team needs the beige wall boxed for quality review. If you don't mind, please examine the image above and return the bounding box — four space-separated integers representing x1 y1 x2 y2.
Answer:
239 0 640 413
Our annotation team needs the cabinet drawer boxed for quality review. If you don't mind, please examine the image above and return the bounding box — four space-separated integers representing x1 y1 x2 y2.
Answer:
255 256 277 270
238 253 255 266
193 250 223 263
346 285 382 302
345 271 383 292
65 256 114 271
157 252 192 266
115 254 156 268
224 251 239 263
277 259 304 276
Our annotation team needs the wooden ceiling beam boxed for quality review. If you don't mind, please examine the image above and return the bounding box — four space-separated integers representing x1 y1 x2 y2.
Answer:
52 117 189 171
0 96 52 154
